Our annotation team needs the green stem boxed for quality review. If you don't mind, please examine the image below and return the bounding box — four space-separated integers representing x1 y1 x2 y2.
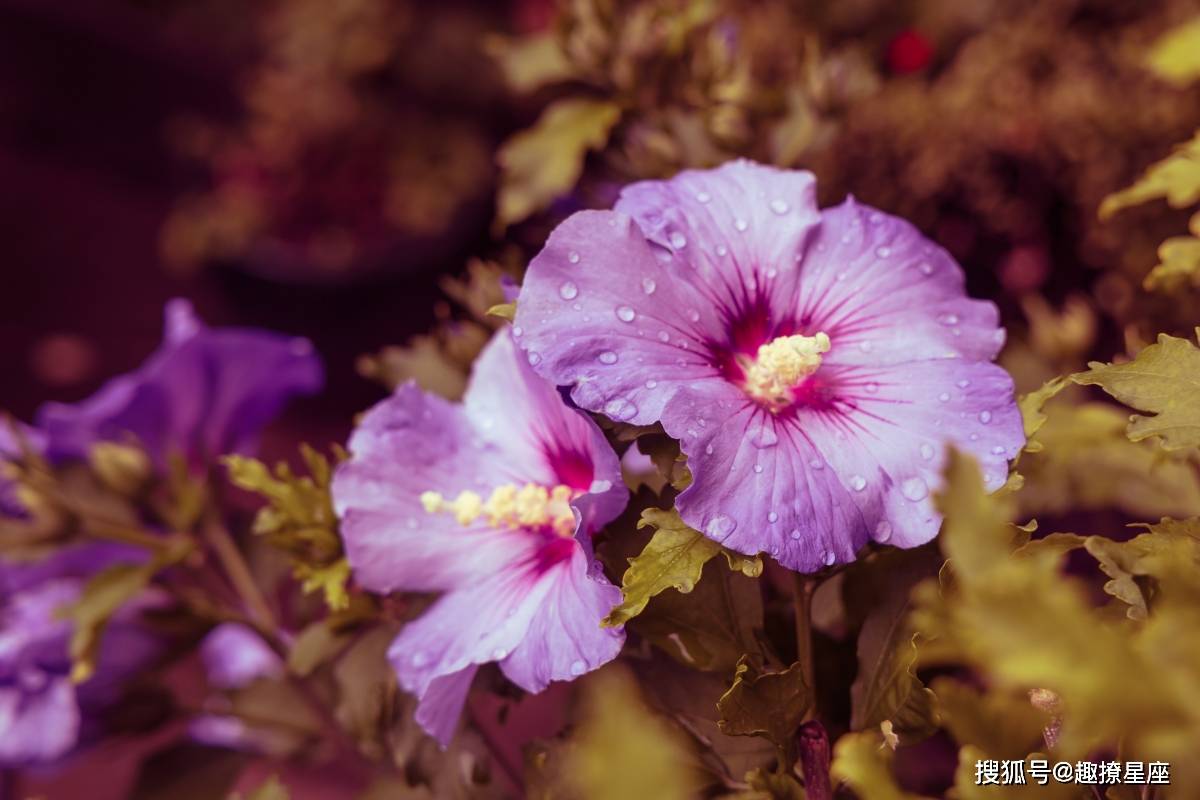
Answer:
203 510 278 633
792 571 818 718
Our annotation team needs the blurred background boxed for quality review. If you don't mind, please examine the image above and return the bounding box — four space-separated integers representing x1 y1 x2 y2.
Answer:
3 0 1200 795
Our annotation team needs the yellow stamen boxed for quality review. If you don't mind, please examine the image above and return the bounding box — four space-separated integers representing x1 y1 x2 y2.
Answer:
742 332 830 407
421 482 577 537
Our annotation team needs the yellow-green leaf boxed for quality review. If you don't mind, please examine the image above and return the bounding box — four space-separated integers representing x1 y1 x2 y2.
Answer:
831 731 932 800
1144 232 1200 292
717 656 811 750
484 32 577 94
1145 16 1200 87
485 301 517 322
1017 376 1068 453
603 507 760 627
1072 331 1200 451
63 562 157 683
494 99 621 231
565 666 700 800
1099 131 1200 218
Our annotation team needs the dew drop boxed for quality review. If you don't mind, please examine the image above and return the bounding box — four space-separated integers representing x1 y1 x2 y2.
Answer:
598 351 618 364
604 397 638 421
875 520 893 542
956 379 970 389
849 474 867 492
559 281 579 300
645 379 658 389
919 262 934 276
705 514 737 538
491 648 507 660
570 659 587 676
901 477 928 502
938 392 951 402
412 651 429 667
979 410 992 424
859 341 873 352
704 444 713 455
865 381 879 394
688 309 701 322
767 511 779 523
696 191 712 203
512 325 523 337
920 443 936 461
823 550 836 566
642 277 657 295
992 445 1006 455
716 244 728 256
734 218 749 232
657 331 670 343
751 424 779 448
527 351 542 366
876 246 891 258
809 458 824 469
770 199 790 215
766 268 778 279
753 463 764 474
790 529 802 540
568 251 580 264
669 231 688 249
938 312 960 325
615 306 636 323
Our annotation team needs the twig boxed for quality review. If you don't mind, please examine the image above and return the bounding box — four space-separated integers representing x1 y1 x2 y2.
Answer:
202 509 278 633
792 571 818 716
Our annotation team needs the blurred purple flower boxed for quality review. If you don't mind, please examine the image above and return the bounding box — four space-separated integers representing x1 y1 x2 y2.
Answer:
189 622 285 752
514 160 1023 572
37 298 323 467
1 298 323 764
332 331 627 746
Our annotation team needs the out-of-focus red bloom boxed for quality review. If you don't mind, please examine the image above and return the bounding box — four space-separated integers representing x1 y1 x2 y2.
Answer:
887 29 933 74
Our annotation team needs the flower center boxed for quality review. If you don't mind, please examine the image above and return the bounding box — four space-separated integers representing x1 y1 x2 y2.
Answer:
420 482 577 537
741 332 831 407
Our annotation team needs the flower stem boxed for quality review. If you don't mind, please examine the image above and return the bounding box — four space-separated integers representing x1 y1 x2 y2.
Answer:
203 509 278 633
792 571 818 718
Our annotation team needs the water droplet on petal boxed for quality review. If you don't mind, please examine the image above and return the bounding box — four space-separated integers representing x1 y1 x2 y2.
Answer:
412 652 429 667
938 313 959 325
920 443 936 461
615 306 636 323
734 218 749 232
704 444 713 455
688 309 701 322
992 445 1006 455
645 379 658 389
876 246 891 258
751 424 779 448
491 648 507 660
770 199 790 215
875 520 893 542
865 381 879 394
956 379 970 389
657 331 670 343
859 341 872 352
809 458 824 470
568 251 581 264
979 410 992 423
849 475 867 492
642 277 657 295
669 231 688 249
598 351 618 364
823 550 836 566
767 511 779 523
753 463 764 474
527 351 542 366
938 392 951 402
790 529 802 540
512 325 523 337
705 514 737 539
919 262 934 276
559 281 579 300
716 244 728 256
696 191 711 203
570 659 587 676
901 477 928 502
604 397 637 421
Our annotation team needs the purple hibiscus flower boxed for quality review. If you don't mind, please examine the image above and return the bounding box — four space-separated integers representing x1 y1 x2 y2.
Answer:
1 298 323 765
332 331 627 746
513 160 1024 572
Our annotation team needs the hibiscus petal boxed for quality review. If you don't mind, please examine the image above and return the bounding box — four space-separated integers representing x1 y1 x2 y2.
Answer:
499 544 624 693
0 677 80 765
413 666 479 747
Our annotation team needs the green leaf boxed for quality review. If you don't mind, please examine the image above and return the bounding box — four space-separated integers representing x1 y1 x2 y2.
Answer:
929 679 1046 760
1085 518 1200 619
830 731 932 800
716 656 811 750
844 547 941 744
604 507 761 627
565 666 701 800
1145 16 1200 87
494 99 621 231
1144 228 1200 293
1016 376 1068 453
1016 402 1200 519
484 32 577 94
1073 330 1200 451
485 301 517 322
631 555 764 672
1099 131 1200 218
287 618 354 677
